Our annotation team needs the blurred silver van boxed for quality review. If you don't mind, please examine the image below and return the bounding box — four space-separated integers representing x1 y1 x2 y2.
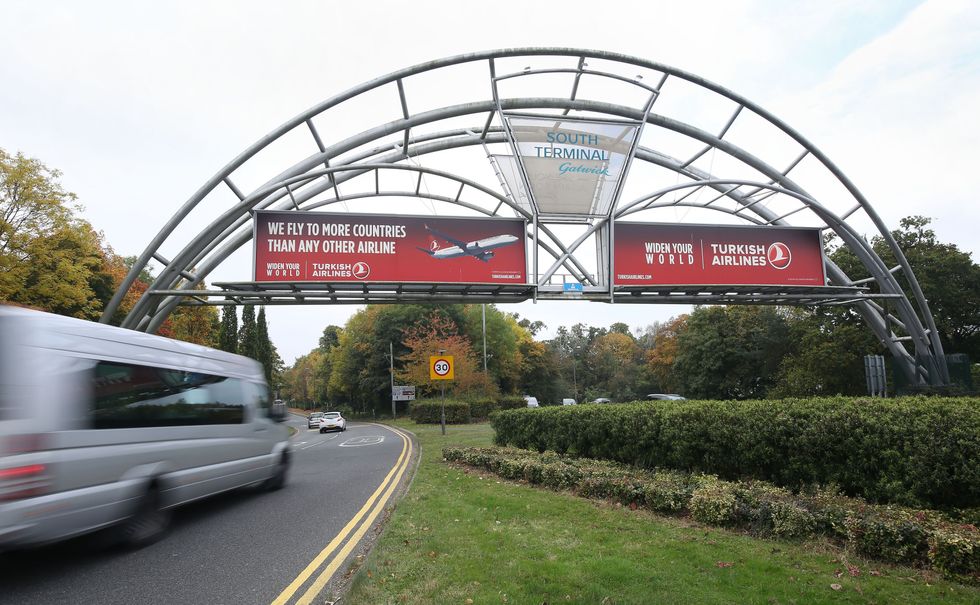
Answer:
0 305 290 550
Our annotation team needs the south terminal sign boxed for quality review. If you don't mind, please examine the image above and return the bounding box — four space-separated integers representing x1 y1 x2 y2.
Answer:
614 223 826 286
253 211 527 284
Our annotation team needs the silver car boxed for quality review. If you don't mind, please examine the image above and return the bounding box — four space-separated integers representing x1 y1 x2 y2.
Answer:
307 412 324 429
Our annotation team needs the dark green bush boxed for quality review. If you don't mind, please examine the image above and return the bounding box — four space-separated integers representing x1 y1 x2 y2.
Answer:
497 396 527 411
468 398 496 421
410 396 530 424
410 400 470 424
491 396 980 510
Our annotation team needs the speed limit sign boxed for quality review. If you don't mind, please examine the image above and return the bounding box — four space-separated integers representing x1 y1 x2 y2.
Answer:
429 355 455 380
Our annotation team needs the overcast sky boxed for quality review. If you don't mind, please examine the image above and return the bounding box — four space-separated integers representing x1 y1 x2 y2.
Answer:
3 0 978 364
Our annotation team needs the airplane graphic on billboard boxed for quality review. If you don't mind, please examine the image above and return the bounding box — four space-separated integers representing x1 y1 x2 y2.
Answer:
416 224 520 262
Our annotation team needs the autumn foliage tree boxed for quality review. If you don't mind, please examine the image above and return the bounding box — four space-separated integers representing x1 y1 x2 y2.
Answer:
397 312 496 399
645 315 688 394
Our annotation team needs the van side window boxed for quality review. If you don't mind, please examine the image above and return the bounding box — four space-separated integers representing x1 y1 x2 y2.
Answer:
91 361 245 428
243 381 272 414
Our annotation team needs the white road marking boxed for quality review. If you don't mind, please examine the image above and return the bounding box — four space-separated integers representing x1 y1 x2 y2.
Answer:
338 435 385 447
298 433 340 450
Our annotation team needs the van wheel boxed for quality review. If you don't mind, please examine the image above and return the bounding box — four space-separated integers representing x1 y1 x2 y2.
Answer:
262 452 289 491
117 484 171 548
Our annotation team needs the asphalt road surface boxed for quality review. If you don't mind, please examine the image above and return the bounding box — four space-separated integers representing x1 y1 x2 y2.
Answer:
0 413 415 605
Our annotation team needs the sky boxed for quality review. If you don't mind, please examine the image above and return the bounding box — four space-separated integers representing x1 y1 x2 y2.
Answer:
2 0 978 364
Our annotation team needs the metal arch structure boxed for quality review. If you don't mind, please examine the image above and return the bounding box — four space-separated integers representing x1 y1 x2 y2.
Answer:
102 48 949 387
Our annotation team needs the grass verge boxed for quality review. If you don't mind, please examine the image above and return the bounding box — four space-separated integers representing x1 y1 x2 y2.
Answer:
345 421 979 604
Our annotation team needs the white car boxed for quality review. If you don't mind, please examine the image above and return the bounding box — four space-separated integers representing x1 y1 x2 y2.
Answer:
523 395 539 408
318 411 347 433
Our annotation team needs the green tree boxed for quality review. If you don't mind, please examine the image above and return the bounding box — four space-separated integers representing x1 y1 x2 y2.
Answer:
589 331 642 401
1 149 78 296
7 219 111 319
255 306 283 384
239 305 258 359
833 216 980 361
674 306 790 399
462 304 521 393
771 307 880 397
218 304 238 353
281 350 323 409
167 283 220 346
319 325 343 352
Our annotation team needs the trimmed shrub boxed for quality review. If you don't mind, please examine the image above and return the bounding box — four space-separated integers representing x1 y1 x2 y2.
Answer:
690 480 738 526
929 525 980 585
411 400 470 424
845 507 938 565
497 396 527 411
490 396 980 510
468 398 496 421
443 445 980 582
770 501 817 540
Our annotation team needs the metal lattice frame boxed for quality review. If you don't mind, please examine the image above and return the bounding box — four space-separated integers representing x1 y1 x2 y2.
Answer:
101 48 948 386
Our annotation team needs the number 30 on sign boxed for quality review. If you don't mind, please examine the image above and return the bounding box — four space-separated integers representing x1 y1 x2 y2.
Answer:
429 355 454 380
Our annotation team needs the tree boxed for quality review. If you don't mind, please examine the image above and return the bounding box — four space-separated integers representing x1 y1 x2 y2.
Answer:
218 304 238 353
462 304 521 394
771 307 881 397
644 316 688 394
165 279 220 346
6 220 109 319
239 305 258 359
281 351 323 408
1 149 78 294
674 306 790 399
590 331 642 401
396 313 495 398
830 216 980 361
318 325 342 352
255 306 283 384
511 313 546 337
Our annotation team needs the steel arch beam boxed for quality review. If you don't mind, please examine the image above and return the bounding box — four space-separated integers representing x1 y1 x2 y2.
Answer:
106 48 948 386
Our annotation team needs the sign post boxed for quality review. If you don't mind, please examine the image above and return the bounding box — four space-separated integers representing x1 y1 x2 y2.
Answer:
429 354 454 435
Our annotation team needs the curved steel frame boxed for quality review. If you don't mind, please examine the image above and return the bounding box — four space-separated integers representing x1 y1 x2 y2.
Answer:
102 48 948 386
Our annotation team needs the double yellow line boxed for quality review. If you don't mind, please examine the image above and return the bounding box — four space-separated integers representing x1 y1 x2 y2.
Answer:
272 424 413 605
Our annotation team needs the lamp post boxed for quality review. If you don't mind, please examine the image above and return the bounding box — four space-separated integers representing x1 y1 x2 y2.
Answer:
439 348 447 436
389 341 396 420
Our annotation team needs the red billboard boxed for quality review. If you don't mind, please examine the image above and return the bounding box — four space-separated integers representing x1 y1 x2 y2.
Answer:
253 211 527 284
614 223 826 286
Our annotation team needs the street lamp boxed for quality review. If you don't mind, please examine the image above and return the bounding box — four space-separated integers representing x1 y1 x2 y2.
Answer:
438 348 447 436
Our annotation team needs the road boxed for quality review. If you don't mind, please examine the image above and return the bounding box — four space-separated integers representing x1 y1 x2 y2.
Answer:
0 413 415 605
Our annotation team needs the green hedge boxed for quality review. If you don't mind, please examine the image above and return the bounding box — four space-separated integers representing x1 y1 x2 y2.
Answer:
490 396 980 510
411 396 530 424
444 445 980 584
410 400 471 424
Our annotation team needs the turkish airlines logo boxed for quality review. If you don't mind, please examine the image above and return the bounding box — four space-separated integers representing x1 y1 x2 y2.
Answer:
767 242 792 270
429 240 440 251
352 262 371 280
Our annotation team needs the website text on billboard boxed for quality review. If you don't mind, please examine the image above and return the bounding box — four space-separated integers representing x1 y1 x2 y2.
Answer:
253 211 527 284
614 223 826 286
